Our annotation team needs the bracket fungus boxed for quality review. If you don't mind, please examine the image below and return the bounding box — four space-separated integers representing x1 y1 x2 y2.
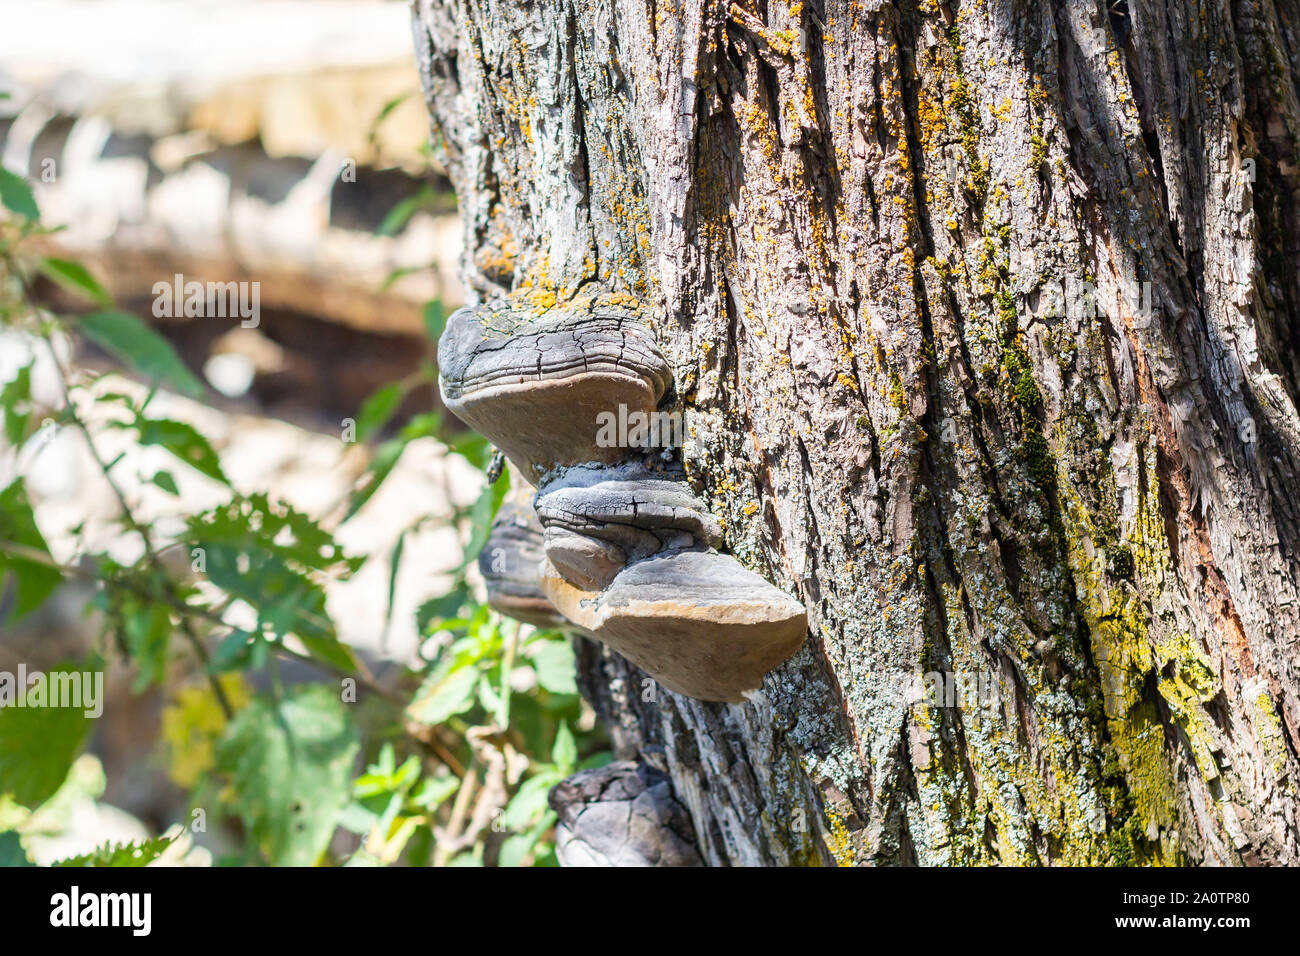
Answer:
438 302 672 486
478 498 567 630
439 302 806 703
540 548 806 703
549 760 703 867
533 464 723 591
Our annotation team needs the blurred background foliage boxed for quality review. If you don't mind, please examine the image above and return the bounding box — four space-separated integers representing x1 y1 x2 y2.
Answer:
0 0 605 867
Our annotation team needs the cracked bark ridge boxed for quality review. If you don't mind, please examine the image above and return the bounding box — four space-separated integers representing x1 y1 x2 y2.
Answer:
548 759 704 866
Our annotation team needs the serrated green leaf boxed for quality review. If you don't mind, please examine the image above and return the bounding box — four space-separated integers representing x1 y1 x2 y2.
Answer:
52 833 177 867
0 479 63 623
77 310 203 399
186 495 357 671
0 167 38 220
38 257 112 307
216 685 359 866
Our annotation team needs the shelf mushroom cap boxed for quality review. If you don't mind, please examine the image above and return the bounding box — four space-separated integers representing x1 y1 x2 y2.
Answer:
534 466 723 590
437 304 672 486
478 500 567 629
540 549 807 703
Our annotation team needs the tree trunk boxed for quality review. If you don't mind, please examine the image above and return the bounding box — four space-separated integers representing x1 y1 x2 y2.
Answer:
410 0 1300 865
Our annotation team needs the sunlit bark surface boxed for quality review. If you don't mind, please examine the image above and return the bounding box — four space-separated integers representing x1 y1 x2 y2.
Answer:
412 0 1300 865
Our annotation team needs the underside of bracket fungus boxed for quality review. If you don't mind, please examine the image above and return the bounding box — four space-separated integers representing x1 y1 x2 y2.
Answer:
439 301 806 702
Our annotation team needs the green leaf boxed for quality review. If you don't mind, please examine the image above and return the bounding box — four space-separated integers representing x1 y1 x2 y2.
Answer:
446 432 493 470
0 167 38 220
407 659 478 726
415 582 470 634
0 479 63 623
210 628 255 672
378 265 421 292
377 187 434 236
578 751 614 771
38 257 112 307
371 92 411 131
498 812 554 867
0 363 33 447
0 831 34 867
149 470 179 495
382 528 407 644
77 310 203 399
216 685 359 866
52 834 178 867
133 416 228 485
528 638 577 695
344 413 443 521
186 495 357 671
411 774 459 811
423 300 447 343
122 599 172 691
344 437 404 520
552 721 576 771
476 672 503 715
0 668 93 807
459 469 510 570
355 381 406 443
500 772 560 831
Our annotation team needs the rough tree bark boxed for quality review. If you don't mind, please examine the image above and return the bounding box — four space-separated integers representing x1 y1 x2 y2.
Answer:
410 0 1300 865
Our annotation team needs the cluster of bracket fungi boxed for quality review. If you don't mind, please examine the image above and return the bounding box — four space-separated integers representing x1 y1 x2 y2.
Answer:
439 300 806 703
